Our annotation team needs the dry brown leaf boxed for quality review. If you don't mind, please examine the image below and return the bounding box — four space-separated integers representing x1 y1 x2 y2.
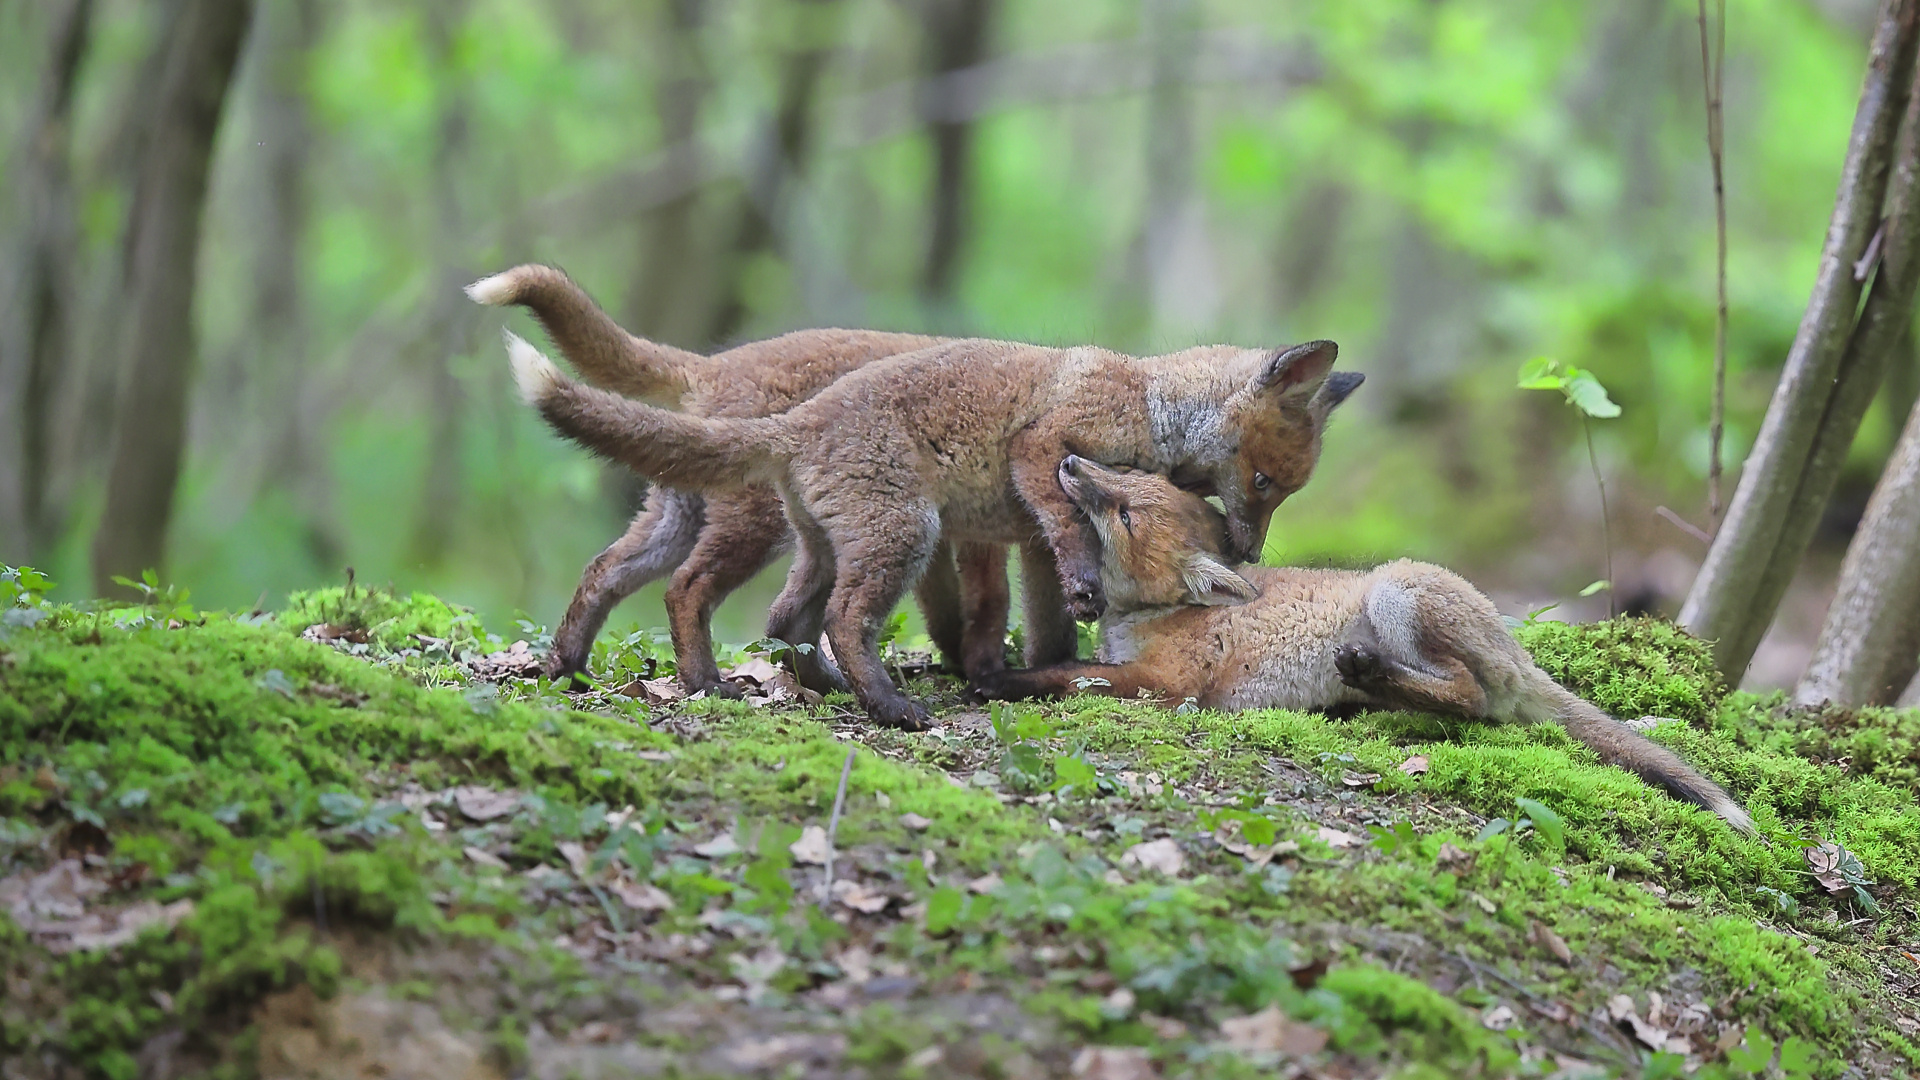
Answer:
1341 772 1381 788
557 841 591 877
1607 995 1637 1022
609 877 673 911
726 657 783 685
1315 827 1363 849
618 677 686 705
900 812 933 831
1529 919 1574 966
1070 1046 1158 1080
1481 1005 1516 1031
693 833 741 859
967 873 1003 895
789 825 831 866
1218 1006 1329 1055
1804 842 1852 895
451 786 519 822
1469 892 1497 915
634 750 675 763
832 880 891 914
463 846 509 871
1397 754 1430 776
1435 842 1474 871
1120 838 1186 876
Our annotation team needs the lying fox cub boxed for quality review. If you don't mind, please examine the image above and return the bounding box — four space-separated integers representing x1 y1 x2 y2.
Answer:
974 457 1753 833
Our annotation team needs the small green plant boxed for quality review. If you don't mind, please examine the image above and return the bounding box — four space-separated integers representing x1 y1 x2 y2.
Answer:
1 565 53 631
1519 357 1622 614
109 568 196 624
1724 1025 1819 1079
1473 796 1565 848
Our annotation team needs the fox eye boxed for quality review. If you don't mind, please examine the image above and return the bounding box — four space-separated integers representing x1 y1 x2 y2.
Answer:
1252 472 1272 492
1118 506 1132 529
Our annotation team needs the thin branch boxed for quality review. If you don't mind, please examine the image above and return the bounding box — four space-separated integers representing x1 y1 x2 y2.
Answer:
820 746 857 908
1655 505 1712 544
1583 418 1616 618
1697 0 1729 521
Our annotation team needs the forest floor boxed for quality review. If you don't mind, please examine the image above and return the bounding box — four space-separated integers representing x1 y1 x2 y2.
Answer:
3 575 1920 1080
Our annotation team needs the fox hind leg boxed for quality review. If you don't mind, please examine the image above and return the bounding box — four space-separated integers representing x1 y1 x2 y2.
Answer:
956 542 1011 678
665 489 789 698
819 499 944 730
767 493 848 695
1335 580 1489 715
548 491 703 685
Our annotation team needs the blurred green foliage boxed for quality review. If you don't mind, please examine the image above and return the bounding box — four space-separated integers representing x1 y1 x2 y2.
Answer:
0 0 1906 651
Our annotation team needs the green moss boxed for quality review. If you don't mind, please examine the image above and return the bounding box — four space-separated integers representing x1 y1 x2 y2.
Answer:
1318 965 1515 1069
279 584 478 651
1513 616 1724 724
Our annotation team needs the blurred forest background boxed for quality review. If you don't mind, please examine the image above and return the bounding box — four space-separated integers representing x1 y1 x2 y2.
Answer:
0 0 1911 689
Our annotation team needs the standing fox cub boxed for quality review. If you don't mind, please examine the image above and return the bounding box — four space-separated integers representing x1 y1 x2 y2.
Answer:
505 329 1361 729
467 264 1018 696
974 457 1754 833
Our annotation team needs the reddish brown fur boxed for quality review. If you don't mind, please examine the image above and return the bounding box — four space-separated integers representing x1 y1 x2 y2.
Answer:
474 264 1021 695
514 330 1359 729
976 460 1753 832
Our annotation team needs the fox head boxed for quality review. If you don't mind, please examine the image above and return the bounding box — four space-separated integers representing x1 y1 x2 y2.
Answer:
1203 341 1361 563
1057 456 1258 613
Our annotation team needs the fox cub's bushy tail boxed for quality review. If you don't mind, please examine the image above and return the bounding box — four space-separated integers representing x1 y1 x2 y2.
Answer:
1519 669 1753 834
469 264 697 404
507 333 791 491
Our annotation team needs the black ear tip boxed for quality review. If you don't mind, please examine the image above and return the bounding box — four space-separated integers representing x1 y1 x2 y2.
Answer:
1323 370 1365 406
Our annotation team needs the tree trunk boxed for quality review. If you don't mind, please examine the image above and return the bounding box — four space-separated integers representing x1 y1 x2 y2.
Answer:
91 0 254 595
625 0 713 350
704 0 842 346
919 0 997 313
1887 322 1919 443
1795 389 1920 706
1118 0 1210 340
1677 0 1918 677
408 0 473 567
0 0 93 563
245 0 338 568
1900 666 1920 706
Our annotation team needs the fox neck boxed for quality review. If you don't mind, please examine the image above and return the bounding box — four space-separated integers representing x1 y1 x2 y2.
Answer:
1093 604 1187 663
1143 365 1247 473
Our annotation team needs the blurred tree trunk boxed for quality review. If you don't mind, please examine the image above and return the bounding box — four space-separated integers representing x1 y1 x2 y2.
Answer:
0 0 92 563
626 0 713 350
919 0 997 315
1797 388 1920 706
612 0 713 519
704 0 843 346
246 0 340 568
91 0 254 595
1677 0 1918 678
1901 667 1920 706
409 0 473 567
1118 0 1205 340
1886 323 1919 441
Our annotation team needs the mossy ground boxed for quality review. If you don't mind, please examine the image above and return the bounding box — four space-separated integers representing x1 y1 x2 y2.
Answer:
2 582 1917 1079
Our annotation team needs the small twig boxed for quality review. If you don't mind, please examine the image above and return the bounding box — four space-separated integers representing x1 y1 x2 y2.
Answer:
820 747 858 907
1582 418 1616 618
1697 0 1729 521
1853 219 1887 282
1655 505 1713 544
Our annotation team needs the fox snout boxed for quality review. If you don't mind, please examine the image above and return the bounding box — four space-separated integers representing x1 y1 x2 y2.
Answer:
1058 455 1105 512
1223 516 1260 564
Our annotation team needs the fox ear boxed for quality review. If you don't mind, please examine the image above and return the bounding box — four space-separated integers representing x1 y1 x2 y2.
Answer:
1311 371 1365 415
1182 554 1257 607
1254 340 1338 400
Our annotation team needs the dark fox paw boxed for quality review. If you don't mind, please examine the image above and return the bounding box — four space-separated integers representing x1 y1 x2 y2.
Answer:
871 698 934 732
968 670 1024 702
1334 643 1387 688
1064 577 1106 622
687 678 747 701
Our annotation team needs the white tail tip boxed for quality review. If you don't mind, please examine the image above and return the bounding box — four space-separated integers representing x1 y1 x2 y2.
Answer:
466 270 520 306
1714 798 1756 836
505 330 562 406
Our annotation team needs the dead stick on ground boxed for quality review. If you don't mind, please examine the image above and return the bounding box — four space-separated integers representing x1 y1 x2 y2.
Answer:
821 746 857 907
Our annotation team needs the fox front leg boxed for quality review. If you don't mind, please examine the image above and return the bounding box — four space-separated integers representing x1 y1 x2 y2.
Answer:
1009 434 1106 622
972 662 1178 703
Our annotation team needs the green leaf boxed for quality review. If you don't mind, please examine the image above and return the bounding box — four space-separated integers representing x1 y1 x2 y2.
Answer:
1516 357 1561 389
1639 1052 1686 1080
1578 580 1611 597
1563 371 1621 418
1473 817 1511 842
1515 797 1565 847
924 885 964 935
1724 1026 1773 1073
1240 816 1277 847
1777 1035 1819 1079
1052 754 1096 794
